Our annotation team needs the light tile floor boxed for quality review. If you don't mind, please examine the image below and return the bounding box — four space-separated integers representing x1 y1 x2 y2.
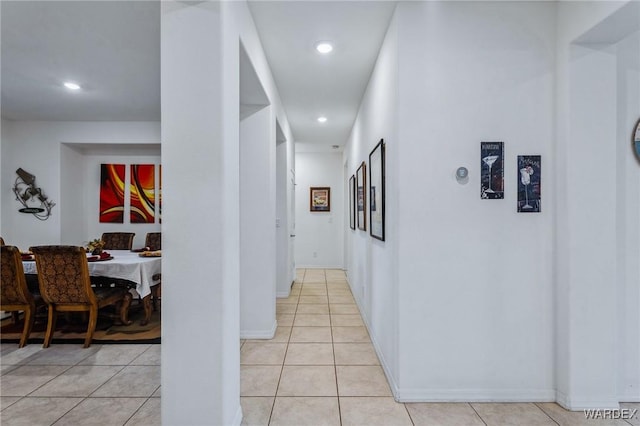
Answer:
0 343 160 425
1 268 638 425
241 269 640 426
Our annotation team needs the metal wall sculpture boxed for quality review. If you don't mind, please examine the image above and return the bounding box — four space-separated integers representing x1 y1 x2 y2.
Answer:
13 168 56 220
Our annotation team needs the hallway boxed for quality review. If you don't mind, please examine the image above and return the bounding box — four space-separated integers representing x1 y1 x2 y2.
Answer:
240 269 637 426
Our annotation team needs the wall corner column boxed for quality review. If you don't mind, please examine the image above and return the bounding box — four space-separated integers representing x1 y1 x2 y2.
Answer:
161 2 241 424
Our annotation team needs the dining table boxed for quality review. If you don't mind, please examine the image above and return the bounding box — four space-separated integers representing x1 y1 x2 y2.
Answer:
22 249 161 325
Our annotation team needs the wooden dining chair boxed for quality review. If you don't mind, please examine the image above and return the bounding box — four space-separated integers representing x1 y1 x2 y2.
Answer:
145 232 161 250
31 245 132 348
1 245 46 347
145 232 161 311
0 236 6 246
101 232 135 250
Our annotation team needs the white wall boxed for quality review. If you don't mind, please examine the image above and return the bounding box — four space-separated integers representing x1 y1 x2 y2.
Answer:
295 151 344 268
0 120 160 250
555 1 639 408
344 0 638 408
344 1 558 402
276 135 291 297
395 1 556 401
240 106 276 338
616 30 640 403
344 7 399 395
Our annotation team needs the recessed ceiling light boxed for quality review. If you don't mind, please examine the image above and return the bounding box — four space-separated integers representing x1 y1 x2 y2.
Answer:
315 42 333 54
63 82 81 90
317 116 328 123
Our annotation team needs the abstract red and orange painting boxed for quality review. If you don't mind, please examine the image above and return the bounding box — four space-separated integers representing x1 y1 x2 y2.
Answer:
158 164 162 224
130 164 155 223
99 164 126 223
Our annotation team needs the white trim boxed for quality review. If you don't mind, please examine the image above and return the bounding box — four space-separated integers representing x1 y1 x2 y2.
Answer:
396 388 556 403
240 320 277 340
230 405 243 426
618 392 640 403
556 390 621 410
276 290 291 298
297 265 344 269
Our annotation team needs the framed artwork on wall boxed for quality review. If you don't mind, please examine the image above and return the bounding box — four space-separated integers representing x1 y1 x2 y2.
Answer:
349 175 356 230
633 117 640 164
481 141 504 199
310 187 331 212
369 139 385 241
356 162 367 231
99 163 125 223
130 164 155 223
517 155 541 213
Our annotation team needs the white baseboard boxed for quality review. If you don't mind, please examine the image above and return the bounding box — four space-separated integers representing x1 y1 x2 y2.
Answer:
230 405 242 426
619 393 640 403
240 320 277 340
397 388 555 403
297 265 345 270
276 290 291 298
556 390 621 410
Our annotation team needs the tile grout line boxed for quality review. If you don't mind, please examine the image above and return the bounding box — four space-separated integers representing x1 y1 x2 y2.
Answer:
49 397 87 425
122 396 153 425
403 401 416 426
469 403 489 426
267 279 298 425
86 364 127 398
533 402 561 426
326 274 344 426
20 363 76 398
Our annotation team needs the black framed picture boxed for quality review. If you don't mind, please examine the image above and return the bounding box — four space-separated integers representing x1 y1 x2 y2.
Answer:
517 155 541 213
310 187 330 212
369 139 385 241
633 117 640 164
481 141 504 199
349 175 356 230
356 162 366 231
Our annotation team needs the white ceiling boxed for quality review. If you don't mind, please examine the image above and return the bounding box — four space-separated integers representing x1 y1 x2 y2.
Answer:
248 1 397 147
1 1 161 121
1 0 396 147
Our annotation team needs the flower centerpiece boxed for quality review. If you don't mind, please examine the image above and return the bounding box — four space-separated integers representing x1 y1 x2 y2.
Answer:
86 238 105 255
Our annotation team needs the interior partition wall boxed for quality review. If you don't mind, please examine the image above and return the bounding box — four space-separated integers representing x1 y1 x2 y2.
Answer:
161 2 241 424
240 105 277 338
555 1 640 408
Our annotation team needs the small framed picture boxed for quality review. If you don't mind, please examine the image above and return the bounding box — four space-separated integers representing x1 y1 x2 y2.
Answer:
481 141 504 199
310 187 330 212
633 117 640 164
356 162 367 231
349 175 356 230
517 155 541 213
369 139 385 241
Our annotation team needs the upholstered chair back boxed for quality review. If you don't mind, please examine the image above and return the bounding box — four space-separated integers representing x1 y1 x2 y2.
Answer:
1 245 31 305
31 246 97 306
145 232 161 251
101 232 135 250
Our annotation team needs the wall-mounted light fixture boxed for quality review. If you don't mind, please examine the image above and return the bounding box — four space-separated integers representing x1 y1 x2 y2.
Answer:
13 168 56 220
456 166 469 184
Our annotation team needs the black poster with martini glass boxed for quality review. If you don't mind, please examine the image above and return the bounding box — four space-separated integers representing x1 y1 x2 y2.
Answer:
481 142 504 199
517 155 541 213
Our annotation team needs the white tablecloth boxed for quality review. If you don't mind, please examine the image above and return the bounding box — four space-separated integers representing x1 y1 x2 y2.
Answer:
22 250 161 299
